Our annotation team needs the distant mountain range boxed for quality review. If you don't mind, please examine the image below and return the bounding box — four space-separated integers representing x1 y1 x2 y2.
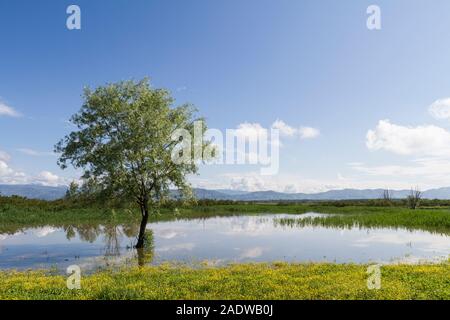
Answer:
2 184 450 201
193 187 450 201
0 184 67 200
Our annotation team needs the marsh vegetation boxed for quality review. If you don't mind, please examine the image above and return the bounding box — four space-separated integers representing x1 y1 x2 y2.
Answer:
1 195 449 300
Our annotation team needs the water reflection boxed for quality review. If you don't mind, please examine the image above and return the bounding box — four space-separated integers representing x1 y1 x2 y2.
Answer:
103 225 122 257
136 231 155 266
0 213 449 273
0 222 153 272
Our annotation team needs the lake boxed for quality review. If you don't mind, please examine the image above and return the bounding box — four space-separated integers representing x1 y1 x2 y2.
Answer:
0 213 448 273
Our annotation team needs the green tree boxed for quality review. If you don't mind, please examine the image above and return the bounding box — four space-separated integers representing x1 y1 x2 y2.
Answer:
407 187 422 210
65 181 79 199
55 78 212 248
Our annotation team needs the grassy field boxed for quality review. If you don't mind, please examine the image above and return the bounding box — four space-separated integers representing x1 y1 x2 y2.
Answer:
275 208 450 235
0 262 448 300
1 199 449 235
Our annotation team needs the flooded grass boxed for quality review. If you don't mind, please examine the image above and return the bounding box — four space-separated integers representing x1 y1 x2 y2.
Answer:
1 202 449 235
275 209 450 235
1 201 449 299
2 214 449 271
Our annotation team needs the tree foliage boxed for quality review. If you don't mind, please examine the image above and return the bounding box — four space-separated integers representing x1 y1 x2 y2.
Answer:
55 78 213 247
407 187 422 210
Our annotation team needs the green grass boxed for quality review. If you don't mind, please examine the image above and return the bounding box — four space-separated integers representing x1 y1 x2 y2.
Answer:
1 201 449 234
275 207 450 235
0 262 448 300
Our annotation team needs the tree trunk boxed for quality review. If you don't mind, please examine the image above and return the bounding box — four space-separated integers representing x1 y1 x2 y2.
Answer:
136 248 145 266
135 202 149 249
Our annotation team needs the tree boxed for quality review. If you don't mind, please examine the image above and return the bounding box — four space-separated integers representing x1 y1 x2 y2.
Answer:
65 181 79 199
380 188 393 206
407 187 422 210
55 78 212 248
382 189 392 201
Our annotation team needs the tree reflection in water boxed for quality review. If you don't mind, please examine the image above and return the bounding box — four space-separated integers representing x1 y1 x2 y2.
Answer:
103 224 122 257
76 224 102 243
62 223 154 266
136 230 154 266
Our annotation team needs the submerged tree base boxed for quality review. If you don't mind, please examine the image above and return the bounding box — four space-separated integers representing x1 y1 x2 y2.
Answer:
0 262 448 300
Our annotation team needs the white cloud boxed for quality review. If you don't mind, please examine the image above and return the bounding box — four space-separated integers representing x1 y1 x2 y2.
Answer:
350 157 450 179
212 172 364 193
429 98 450 120
0 166 66 186
346 157 450 191
0 160 14 176
0 101 21 117
354 231 450 255
35 171 64 186
234 121 320 142
191 169 432 193
16 148 55 157
158 229 181 239
366 119 450 156
271 120 320 140
156 243 195 252
0 150 10 162
0 160 27 184
35 227 57 238
193 171 307 193
234 122 267 142
363 114 450 187
271 120 296 137
0 152 68 186
229 174 268 192
299 126 320 139
219 123 274 165
239 247 265 259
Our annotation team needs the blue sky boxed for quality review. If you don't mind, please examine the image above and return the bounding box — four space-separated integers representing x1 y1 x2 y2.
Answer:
2 0 450 192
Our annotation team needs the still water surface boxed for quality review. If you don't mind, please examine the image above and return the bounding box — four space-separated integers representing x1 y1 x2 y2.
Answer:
0 213 448 272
